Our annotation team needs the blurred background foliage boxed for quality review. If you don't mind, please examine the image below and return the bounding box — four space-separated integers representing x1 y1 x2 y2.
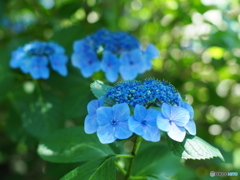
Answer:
0 0 240 179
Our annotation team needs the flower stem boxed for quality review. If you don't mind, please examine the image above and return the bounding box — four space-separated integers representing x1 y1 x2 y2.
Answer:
125 136 142 180
116 154 134 158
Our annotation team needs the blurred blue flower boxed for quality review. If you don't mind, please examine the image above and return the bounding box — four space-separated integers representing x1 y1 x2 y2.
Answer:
71 29 159 82
157 103 190 142
101 51 120 83
96 103 132 144
129 105 160 142
141 44 160 72
179 101 196 135
30 56 49 79
119 49 145 80
10 41 68 79
72 49 100 78
84 97 104 134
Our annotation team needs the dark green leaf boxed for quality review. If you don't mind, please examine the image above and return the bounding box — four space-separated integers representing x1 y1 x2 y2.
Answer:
132 142 181 177
22 99 64 139
166 134 224 161
38 127 114 163
60 156 116 180
90 80 112 98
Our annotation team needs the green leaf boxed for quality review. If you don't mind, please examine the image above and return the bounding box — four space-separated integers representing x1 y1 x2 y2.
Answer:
90 80 112 98
37 127 114 163
132 142 181 177
22 98 64 139
166 134 224 161
60 156 116 180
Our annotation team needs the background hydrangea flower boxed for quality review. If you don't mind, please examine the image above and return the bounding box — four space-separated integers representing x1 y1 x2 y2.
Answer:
157 103 190 142
129 105 160 142
84 96 104 134
10 41 68 79
101 51 120 83
71 29 159 82
96 103 132 144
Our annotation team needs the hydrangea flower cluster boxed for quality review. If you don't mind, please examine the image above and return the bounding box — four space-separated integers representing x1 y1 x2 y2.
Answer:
85 78 196 144
10 41 68 79
71 29 159 82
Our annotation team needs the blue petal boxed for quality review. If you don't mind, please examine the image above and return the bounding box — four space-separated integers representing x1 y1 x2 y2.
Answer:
30 56 49 79
87 99 99 114
161 103 171 118
170 106 190 127
142 125 161 142
115 121 133 139
97 124 116 144
134 105 147 122
84 114 98 134
119 65 138 80
168 123 186 142
185 119 196 135
145 108 159 125
49 54 68 76
119 49 144 80
179 101 194 119
145 44 159 59
71 53 82 68
112 103 130 122
156 113 171 131
96 107 113 125
101 52 120 82
128 116 144 136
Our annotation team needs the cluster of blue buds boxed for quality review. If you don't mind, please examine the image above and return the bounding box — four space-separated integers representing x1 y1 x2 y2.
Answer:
71 29 159 82
10 41 68 79
84 78 196 144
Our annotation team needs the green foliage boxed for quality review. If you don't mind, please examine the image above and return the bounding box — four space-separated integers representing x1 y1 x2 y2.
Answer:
166 134 224 161
37 127 114 163
90 80 112 98
60 156 116 180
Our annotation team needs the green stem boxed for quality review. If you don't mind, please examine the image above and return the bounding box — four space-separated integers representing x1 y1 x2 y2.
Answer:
125 136 142 180
129 176 147 180
116 154 134 158
115 161 127 175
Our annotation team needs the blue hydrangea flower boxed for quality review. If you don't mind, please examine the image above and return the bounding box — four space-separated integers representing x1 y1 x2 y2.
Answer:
96 103 132 144
105 78 179 107
179 101 196 135
119 49 145 80
71 29 159 82
141 44 160 72
101 51 120 83
157 103 190 142
84 96 104 134
10 41 68 79
129 105 160 142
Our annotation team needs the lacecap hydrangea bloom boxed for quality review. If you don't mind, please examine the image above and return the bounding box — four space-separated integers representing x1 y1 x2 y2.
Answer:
71 29 159 83
10 41 68 79
84 78 197 144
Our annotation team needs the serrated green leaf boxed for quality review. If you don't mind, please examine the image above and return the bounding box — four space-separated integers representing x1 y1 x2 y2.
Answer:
90 80 112 98
38 127 114 163
60 156 116 180
166 134 224 161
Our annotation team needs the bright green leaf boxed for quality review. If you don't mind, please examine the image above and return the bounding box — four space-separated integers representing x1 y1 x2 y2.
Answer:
166 134 224 161
38 127 114 163
60 156 116 180
90 80 112 98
